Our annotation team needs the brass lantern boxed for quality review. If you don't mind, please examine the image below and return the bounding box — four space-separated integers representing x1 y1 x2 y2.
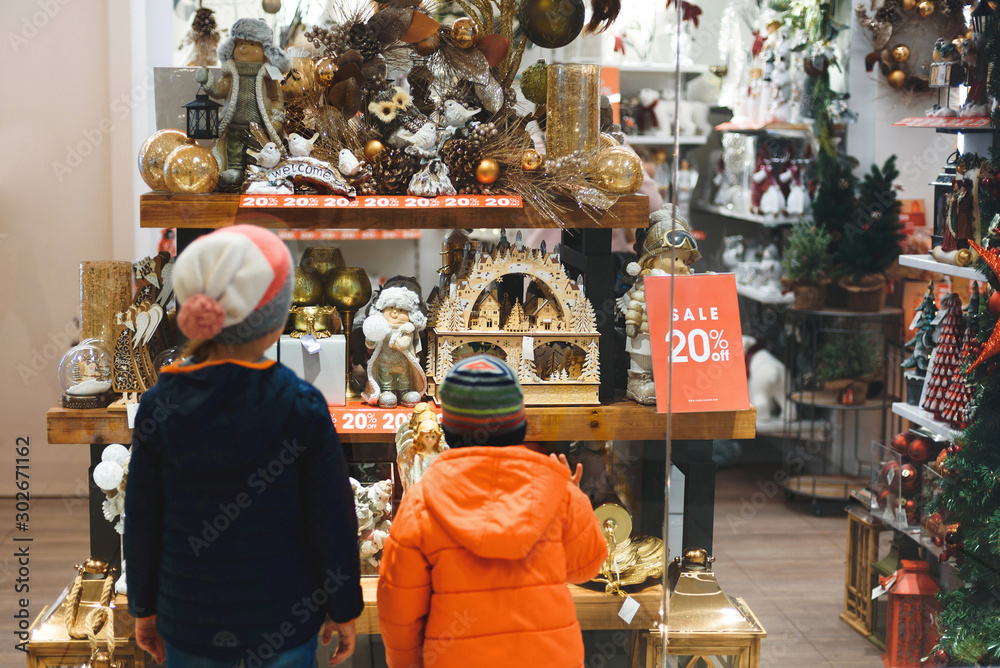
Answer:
183 86 221 140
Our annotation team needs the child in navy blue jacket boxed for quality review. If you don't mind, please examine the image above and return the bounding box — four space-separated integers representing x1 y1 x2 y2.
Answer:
124 225 362 667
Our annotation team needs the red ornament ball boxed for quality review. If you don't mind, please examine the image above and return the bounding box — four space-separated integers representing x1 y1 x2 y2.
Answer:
907 436 933 464
940 548 952 562
900 463 921 496
892 431 915 453
936 449 954 477
990 291 1000 317
933 649 950 666
876 488 892 509
879 459 901 485
933 535 944 547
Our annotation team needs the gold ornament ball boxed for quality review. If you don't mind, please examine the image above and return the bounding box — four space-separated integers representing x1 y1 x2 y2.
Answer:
901 0 916 8
917 0 934 16
162 142 219 194
887 69 908 88
138 129 189 192
598 133 620 151
315 57 339 87
364 139 385 162
892 45 911 62
475 158 500 184
521 149 543 171
590 146 644 194
262 0 281 13
450 18 480 48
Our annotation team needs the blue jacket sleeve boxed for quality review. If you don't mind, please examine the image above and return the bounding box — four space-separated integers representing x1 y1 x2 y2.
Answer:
297 390 364 623
124 392 166 618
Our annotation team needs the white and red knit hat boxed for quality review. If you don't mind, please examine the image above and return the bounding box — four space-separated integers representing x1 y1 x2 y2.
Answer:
174 225 293 345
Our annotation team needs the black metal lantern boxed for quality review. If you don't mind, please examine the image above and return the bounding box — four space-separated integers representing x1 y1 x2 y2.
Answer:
971 0 992 34
183 86 221 140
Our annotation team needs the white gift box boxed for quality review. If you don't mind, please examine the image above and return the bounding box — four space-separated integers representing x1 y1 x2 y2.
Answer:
277 335 347 406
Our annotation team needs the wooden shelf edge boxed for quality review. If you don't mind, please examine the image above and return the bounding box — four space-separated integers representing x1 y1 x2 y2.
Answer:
139 193 650 230
47 401 756 444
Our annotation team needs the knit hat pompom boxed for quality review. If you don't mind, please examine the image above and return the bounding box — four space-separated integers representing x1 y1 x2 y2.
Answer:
177 294 226 340
440 355 527 448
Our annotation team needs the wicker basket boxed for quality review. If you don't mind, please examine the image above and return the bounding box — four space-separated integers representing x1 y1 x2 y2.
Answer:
839 274 887 313
789 280 829 310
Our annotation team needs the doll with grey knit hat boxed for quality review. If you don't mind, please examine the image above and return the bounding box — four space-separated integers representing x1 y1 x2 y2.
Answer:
362 286 428 408
195 18 291 191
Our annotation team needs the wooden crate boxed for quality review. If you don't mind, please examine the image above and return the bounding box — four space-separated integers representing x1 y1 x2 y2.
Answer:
841 506 883 637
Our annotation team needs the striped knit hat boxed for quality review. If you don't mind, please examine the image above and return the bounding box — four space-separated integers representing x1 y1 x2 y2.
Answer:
439 355 527 448
174 225 293 345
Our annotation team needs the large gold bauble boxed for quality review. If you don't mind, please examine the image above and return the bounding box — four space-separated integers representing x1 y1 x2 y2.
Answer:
450 18 480 48
590 146 644 194
517 0 585 49
475 158 500 184
162 142 219 194
599 133 620 151
917 0 934 16
902 0 917 9
282 57 317 98
364 139 385 162
887 69 908 88
262 0 281 13
138 129 188 192
892 45 911 62
521 148 543 171
314 57 339 87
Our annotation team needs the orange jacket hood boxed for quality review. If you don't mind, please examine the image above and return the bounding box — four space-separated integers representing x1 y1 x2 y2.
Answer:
418 446 570 560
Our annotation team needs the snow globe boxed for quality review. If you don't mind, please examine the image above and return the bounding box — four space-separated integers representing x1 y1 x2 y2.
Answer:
58 339 115 408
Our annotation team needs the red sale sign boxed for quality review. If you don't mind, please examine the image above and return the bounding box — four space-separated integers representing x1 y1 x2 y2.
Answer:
644 274 749 414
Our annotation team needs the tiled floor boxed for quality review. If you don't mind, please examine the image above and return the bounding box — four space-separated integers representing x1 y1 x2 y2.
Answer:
1 467 884 667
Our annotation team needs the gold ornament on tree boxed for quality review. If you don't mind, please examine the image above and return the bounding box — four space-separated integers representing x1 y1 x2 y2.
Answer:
163 141 220 194
589 146 644 194
902 0 916 9
518 0 586 49
917 0 934 16
520 59 549 105
138 129 189 192
476 158 500 184
365 139 385 162
887 69 908 88
521 149 543 171
315 57 339 87
892 44 911 62
450 18 480 48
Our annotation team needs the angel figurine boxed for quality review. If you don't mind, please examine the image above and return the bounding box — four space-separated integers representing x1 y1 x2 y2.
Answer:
395 402 448 493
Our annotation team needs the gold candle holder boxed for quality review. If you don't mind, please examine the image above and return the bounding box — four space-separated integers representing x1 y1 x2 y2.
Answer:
545 63 601 158
326 268 372 399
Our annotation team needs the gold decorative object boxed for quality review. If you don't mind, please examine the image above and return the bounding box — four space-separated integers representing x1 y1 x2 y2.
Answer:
365 139 386 162
282 56 317 98
314 57 338 87
450 18 480 48
887 69 908 88
163 141 219 194
427 231 600 405
300 246 346 283
326 267 373 399
521 148 543 171
520 59 549 105
589 146 644 194
288 305 340 339
517 0 586 49
917 0 934 15
137 129 188 192
892 44 911 62
545 63 600 159
293 267 324 306
395 402 448 493
475 158 500 184
598 133 620 151
591 504 665 595
902 0 916 9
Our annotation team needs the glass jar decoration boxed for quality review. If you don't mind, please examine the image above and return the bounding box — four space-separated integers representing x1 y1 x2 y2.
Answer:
545 63 600 158
153 346 183 377
58 339 115 408
183 85 221 140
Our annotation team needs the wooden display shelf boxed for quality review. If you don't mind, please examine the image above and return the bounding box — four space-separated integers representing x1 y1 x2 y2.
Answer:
139 192 650 230
696 203 801 227
46 398 757 445
355 579 664 635
898 254 986 281
891 116 992 132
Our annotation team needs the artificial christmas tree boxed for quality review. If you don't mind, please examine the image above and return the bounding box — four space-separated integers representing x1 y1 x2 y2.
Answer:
902 281 938 404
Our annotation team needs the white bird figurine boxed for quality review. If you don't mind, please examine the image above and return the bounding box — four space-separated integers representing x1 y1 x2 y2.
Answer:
288 132 319 157
394 121 439 154
338 149 362 176
441 100 480 127
247 142 282 169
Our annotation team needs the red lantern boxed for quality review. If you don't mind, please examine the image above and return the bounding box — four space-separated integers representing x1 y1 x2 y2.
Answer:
884 560 940 667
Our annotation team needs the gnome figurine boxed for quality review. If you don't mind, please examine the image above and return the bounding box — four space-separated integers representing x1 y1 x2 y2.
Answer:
195 18 291 191
362 286 428 408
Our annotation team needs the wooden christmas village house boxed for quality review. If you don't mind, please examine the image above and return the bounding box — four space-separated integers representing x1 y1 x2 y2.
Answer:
426 231 600 405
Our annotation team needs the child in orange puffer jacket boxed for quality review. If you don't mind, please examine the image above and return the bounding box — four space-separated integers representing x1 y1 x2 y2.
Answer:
377 355 608 668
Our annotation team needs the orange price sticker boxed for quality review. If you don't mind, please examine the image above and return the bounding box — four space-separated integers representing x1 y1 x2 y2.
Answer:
644 274 749 414
239 195 522 209
328 405 441 433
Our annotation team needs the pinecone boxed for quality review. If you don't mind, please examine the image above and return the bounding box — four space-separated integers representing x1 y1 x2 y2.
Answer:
371 148 418 194
192 7 218 37
440 137 482 194
874 2 901 23
348 23 380 61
